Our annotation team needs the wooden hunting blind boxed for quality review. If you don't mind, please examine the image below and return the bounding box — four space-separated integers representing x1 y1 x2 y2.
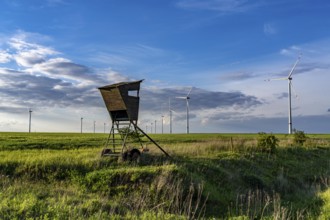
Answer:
98 80 142 122
98 80 169 160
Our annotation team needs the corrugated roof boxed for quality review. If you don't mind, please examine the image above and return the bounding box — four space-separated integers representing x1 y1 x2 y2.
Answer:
98 79 144 90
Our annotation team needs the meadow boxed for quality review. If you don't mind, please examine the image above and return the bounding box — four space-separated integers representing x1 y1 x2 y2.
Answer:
0 132 329 219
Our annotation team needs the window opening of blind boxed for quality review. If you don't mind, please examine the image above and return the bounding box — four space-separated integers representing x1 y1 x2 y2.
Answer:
128 90 139 97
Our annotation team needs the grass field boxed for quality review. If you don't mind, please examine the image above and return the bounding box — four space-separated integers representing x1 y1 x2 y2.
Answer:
0 132 329 219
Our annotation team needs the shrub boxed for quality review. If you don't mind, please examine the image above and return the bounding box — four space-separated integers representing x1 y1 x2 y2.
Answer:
118 127 144 142
257 132 278 154
293 129 307 146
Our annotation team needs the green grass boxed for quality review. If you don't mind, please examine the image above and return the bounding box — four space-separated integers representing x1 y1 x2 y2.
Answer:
0 132 107 151
0 132 329 219
319 188 330 219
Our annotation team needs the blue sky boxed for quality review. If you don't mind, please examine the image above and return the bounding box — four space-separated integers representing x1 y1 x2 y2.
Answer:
0 0 330 133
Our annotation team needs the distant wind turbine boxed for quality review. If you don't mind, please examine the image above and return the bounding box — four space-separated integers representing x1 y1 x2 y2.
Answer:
169 97 173 134
176 87 192 134
267 54 302 134
168 97 178 134
80 117 83 133
29 108 32 133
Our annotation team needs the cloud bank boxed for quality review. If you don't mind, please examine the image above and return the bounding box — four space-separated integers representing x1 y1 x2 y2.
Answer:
1 31 329 133
175 0 259 12
0 31 263 132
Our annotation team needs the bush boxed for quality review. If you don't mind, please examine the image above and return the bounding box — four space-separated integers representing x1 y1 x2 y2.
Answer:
118 127 144 142
293 129 307 146
257 132 278 154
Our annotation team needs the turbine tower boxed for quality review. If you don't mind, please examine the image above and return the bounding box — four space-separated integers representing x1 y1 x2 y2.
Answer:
29 108 32 133
287 55 301 134
268 54 301 134
176 87 192 134
80 117 83 133
169 97 172 134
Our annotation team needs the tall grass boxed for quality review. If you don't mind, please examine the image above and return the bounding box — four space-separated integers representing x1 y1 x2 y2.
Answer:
0 162 207 219
0 132 329 219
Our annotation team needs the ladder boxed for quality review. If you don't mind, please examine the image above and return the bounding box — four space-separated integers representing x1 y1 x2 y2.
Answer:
105 120 144 154
102 120 170 158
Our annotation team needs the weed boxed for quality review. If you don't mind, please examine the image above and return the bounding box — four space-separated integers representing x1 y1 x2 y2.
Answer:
293 129 308 146
257 132 278 154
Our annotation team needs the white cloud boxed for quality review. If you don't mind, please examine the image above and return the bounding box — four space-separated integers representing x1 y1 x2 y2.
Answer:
90 52 131 66
28 57 87 79
1 31 100 86
0 50 12 63
0 31 107 116
280 45 301 56
47 0 67 6
0 31 57 68
219 71 257 81
263 23 277 35
176 0 258 12
9 32 54 50
15 51 46 67
104 69 130 83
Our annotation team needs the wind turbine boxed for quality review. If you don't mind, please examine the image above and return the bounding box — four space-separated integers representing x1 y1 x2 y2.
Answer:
168 97 178 134
80 117 83 134
268 54 301 134
176 87 192 134
169 97 172 134
29 108 32 133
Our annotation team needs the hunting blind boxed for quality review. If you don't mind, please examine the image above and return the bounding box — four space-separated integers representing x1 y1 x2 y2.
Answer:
99 80 169 160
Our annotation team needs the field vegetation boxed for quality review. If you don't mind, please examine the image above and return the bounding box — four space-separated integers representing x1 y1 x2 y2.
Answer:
0 132 329 219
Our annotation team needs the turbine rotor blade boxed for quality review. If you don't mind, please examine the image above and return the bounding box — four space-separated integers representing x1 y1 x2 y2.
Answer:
288 53 302 78
186 87 193 97
266 77 288 81
176 96 186 99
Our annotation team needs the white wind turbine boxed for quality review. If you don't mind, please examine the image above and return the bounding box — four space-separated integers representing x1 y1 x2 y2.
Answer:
268 54 301 134
29 108 33 133
176 87 192 134
168 97 178 134
169 97 173 134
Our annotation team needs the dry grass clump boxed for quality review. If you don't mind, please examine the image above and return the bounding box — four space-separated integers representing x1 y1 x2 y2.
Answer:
228 189 315 220
164 137 259 157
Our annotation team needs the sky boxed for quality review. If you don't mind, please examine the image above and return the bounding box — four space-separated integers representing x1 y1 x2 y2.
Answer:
0 0 330 134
